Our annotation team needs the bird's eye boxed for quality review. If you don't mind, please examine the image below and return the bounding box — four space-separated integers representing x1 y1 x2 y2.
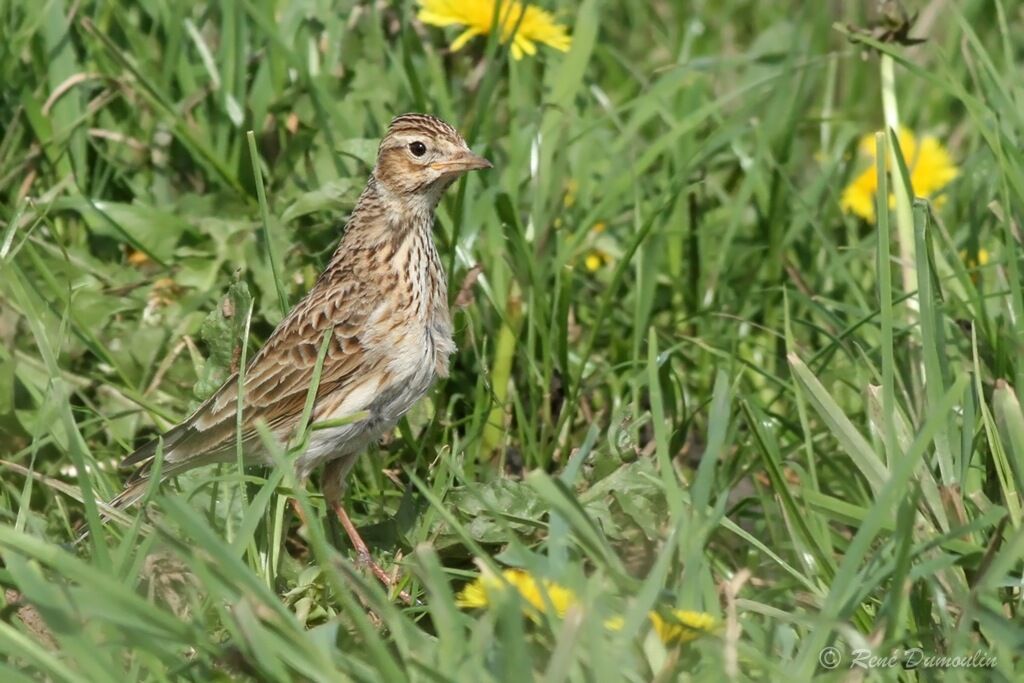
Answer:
409 141 427 157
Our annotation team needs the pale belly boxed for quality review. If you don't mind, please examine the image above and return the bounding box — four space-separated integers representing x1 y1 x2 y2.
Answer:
291 321 452 480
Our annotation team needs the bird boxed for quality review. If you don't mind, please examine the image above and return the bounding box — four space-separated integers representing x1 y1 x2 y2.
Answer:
114 113 491 585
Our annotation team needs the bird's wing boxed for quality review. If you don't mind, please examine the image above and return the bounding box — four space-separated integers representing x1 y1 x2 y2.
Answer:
123 272 382 470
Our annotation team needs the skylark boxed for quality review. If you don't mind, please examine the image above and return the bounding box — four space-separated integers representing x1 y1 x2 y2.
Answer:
118 113 491 583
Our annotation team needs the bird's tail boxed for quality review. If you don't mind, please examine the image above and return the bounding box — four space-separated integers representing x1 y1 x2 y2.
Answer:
120 418 194 468
72 465 190 546
108 461 192 510
72 427 193 545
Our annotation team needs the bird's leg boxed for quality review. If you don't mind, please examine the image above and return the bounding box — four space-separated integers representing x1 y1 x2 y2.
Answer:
323 457 412 605
289 497 308 527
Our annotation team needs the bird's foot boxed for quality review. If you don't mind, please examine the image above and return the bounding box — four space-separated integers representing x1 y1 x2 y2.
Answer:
330 501 413 606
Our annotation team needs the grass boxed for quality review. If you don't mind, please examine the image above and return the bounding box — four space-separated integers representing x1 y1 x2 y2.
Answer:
1 0 1023 680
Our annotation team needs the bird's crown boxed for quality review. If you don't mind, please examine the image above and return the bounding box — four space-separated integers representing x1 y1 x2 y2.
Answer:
382 113 465 148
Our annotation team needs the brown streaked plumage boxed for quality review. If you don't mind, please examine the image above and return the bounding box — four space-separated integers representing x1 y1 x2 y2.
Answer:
116 114 490 572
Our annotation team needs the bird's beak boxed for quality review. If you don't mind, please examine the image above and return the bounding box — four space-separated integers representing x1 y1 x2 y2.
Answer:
432 150 493 173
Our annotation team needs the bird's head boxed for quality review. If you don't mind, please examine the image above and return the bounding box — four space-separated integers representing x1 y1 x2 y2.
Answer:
373 113 491 206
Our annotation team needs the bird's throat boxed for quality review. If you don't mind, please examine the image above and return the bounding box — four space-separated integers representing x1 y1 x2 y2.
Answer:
327 177 446 317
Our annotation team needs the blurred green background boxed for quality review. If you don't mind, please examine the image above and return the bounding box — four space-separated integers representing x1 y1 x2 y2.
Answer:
1 0 1022 680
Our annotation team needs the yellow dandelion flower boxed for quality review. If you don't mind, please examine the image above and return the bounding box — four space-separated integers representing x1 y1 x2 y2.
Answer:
606 610 716 645
456 569 717 647
580 222 612 272
839 166 879 224
840 128 958 223
959 247 990 285
456 569 577 617
503 569 577 616
417 0 572 60
959 247 990 268
648 609 717 646
455 576 490 609
584 251 606 272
